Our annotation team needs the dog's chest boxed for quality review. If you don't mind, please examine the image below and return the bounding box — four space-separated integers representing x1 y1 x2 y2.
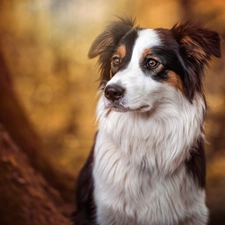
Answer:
93 99 206 225
93 130 194 225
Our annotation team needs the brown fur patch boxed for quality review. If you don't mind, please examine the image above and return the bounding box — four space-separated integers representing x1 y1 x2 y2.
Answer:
117 45 126 59
141 48 152 60
110 69 113 79
141 48 162 65
181 36 207 61
165 71 185 95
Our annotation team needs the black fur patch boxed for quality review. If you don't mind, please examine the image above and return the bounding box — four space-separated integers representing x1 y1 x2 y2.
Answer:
72 135 96 225
186 137 206 188
117 29 138 71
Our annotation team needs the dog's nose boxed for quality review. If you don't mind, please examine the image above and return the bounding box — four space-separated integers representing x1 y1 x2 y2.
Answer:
104 84 125 101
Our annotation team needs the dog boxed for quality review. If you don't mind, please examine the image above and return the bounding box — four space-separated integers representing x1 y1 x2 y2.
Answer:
73 18 221 225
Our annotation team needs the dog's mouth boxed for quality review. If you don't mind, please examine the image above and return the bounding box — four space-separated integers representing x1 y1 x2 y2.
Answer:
105 102 150 112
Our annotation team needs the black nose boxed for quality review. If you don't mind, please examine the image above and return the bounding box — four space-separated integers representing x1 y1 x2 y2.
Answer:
104 84 125 101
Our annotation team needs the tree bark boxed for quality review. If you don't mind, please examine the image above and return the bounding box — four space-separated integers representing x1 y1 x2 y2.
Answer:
0 125 72 225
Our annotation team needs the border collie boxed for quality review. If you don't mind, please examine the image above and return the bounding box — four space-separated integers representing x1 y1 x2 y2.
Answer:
73 18 221 225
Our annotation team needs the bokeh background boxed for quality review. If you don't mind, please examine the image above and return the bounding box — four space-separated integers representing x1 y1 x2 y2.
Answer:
0 0 225 224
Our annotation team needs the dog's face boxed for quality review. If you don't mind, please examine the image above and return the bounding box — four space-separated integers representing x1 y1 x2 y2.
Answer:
89 18 221 113
100 28 184 113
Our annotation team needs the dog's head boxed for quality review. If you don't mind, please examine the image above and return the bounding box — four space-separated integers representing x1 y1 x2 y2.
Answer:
89 18 221 112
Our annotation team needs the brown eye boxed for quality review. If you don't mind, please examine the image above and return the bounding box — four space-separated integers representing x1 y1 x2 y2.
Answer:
112 56 120 67
146 59 158 69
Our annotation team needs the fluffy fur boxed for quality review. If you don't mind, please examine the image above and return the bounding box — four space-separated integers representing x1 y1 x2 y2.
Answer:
73 18 221 225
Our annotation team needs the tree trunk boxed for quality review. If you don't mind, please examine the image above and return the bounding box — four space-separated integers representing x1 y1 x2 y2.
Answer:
0 125 72 225
0 48 75 203
0 43 76 224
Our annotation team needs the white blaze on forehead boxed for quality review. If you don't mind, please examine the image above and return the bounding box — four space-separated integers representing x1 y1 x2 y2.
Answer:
130 29 161 65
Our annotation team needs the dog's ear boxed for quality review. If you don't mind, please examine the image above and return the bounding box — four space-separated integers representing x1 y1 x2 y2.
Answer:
171 21 221 100
88 17 134 58
88 17 134 85
171 21 221 64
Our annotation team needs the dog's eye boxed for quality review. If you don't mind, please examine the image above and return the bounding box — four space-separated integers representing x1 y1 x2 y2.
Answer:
146 59 159 69
112 56 121 67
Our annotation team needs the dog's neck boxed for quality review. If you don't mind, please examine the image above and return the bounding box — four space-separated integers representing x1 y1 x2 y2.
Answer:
96 91 205 175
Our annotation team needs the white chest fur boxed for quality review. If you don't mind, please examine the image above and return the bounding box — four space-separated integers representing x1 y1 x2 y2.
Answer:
93 94 208 225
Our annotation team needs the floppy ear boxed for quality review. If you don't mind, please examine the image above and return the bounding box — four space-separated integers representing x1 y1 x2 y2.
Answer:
88 17 134 85
88 17 134 58
171 21 221 100
171 21 221 65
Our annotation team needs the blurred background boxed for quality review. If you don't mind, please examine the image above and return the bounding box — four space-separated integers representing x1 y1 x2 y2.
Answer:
0 0 225 224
